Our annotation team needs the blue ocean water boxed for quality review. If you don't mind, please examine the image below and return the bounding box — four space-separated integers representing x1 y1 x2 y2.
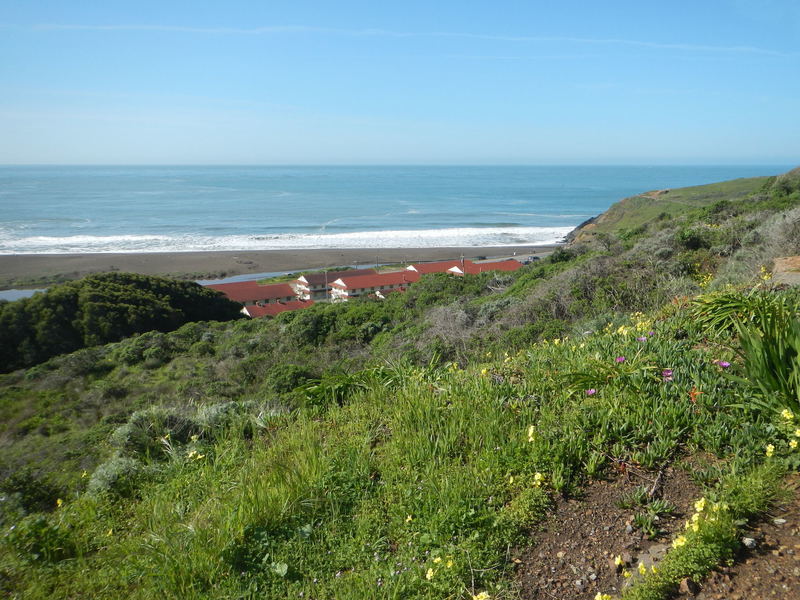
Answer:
0 165 790 254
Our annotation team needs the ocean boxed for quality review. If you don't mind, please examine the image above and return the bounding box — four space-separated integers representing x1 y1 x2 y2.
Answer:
0 165 790 255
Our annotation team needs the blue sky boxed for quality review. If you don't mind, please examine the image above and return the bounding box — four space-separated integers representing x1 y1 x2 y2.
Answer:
1 1 799 164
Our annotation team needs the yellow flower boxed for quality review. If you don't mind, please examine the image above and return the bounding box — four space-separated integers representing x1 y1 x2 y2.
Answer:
766 444 775 457
533 472 545 486
527 425 535 441
446 559 453 568
622 569 632 578
56 498 63 508
795 428 800 438
672 535 687 548
691 521 700 532
81 470 88 479
614 554 624 566
651 565 658 574
433 556 442 564
405 515 413 523
509 475 515 484
694 497 706 512
594 594 613 600
106 528 113 536
781 409 794 420
790 440 798 450
638 562 647 575
473 592 491 600
425 568 435 580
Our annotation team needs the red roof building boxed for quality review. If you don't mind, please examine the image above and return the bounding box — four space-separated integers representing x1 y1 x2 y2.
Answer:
329 270 420 301
292 268 377 300
243 299 315 318
449 259 523 276
406 259 474 275
206 281 297 306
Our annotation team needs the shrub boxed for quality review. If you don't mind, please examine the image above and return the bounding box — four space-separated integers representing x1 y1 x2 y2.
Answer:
3 514 76 564
86 456 150 498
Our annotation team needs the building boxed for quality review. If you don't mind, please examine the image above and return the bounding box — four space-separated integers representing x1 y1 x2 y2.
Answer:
406 259 474 275
243 300 315 318
292 269 377 300
207 281 297 306
448 259 522 276
329 270 420 301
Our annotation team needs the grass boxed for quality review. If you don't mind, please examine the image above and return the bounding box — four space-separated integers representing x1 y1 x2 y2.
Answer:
2 290 797 599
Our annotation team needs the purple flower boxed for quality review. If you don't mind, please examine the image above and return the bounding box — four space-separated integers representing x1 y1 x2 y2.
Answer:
717 360 731 368
586 388 597 396
648 331 655 336
636 336 647 342
615 356 626 363
662 369 673 382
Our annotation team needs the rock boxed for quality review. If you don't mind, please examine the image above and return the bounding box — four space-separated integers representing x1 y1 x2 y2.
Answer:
574 579 585 591
556 551 565 559
589 573 597 581
679 577 699 595
774 518 788 526
742 537 757 549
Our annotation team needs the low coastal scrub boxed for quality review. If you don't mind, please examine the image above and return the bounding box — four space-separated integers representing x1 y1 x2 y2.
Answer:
0 169 799 598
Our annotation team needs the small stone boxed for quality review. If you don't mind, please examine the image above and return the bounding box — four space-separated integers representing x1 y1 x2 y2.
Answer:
774 518 788 526
556 551 565 559
625 524 634 534
589 573 598 581
574 579 585 590
679 577 699 595
742 537 757 549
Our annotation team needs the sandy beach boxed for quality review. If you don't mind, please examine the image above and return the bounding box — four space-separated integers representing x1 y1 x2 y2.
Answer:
0 245 558 287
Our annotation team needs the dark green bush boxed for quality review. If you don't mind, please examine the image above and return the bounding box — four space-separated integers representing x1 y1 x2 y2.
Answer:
3 514 76 564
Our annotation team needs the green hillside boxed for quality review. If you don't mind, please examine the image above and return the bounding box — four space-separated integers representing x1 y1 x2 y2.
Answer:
1 168 799 600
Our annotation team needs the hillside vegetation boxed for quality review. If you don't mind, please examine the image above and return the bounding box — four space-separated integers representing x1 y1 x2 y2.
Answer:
0 272 243 372
1 168 799 599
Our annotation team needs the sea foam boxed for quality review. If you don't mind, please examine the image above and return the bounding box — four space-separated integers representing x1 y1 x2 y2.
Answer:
0 226 574 254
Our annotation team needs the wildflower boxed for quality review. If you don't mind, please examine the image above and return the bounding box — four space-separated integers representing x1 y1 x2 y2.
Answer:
636 336 647 342
766 444 775 457
473 592 491 600
509 475 515 484
648 331 655 336
595 594 613 600
586 388 597 396
662 369 674 382
694 497 707 512
481 368 489 376
622 569 632 578
405 515 413 523
638 562 647 575
107 528 113 536
615 356 626 363
486 351 492 358
795 428 800 437
781 409 795 421
690 521 700 532
791 440 798 450
425 568 435 580
190 434 199 442
533 472 545 486
553 338 561 345
672 535 687 548
527 425 535 443
56 498 63 508
446 559 453 568
81 470 88 479
614 555 624 567
689 387 702 404
433 556 442 564
651 564 658 574
717 360 731 369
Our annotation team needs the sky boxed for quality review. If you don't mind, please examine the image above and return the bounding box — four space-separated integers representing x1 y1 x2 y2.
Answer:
0 0 799 165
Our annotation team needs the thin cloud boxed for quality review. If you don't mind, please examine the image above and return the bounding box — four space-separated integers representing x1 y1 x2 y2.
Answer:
27 23 796 58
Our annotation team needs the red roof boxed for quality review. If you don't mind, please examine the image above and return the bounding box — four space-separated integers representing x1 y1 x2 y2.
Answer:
331 270 420 290
207 281 296 303
461 259 522 274
296 269 376 286
407 260 474 275
244 299 315 318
